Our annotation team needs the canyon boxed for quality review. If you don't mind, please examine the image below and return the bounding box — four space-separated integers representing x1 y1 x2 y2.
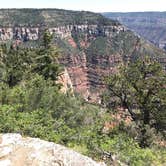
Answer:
0 9 166 166
0 9 166 101
103 12 166 51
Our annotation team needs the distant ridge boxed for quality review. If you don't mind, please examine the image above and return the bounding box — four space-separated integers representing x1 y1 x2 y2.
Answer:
103 12 166 50
0 9 118 27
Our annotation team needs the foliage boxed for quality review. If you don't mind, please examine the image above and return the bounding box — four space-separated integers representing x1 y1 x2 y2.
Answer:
86 37 108 58
104 58 166 147
100 133 166 166
0 30 165 165
0 9 118 27
0 45 30 87
0 76 106 148
32 30 62 81
0 30 62 86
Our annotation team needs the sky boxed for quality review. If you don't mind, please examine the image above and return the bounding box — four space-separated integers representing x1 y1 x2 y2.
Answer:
0 0 165 12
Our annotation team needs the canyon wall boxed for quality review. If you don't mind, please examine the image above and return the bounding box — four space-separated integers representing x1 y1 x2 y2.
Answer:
0 24 126 101
0 9 166 102
103 12 166 50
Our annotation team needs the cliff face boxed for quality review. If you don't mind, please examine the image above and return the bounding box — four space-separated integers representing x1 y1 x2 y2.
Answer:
0 23 125 101
0 9 166 101
55 24 166 101
55 24 126 100
103 12 166 51
0 133 105 166
0 25 124 41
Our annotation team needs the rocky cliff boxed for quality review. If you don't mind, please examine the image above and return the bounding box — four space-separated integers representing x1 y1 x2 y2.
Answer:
0 9 166 101
0 133 105 166
103 12 166 51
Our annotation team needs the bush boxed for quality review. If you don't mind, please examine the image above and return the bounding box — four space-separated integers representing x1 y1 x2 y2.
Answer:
99 133 166 165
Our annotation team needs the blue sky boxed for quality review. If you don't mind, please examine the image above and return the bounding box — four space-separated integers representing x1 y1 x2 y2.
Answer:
0 0 165 12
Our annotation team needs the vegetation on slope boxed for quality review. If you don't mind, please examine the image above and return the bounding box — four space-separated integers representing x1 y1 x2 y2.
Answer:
103 12 166 50
0 9 119 27
0 31 165 165
104 58 166 146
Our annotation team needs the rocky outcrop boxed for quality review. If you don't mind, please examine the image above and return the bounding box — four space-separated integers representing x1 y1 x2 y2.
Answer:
0 28 39 41
0 133 106 166
0 25 125 42
57 68 74 94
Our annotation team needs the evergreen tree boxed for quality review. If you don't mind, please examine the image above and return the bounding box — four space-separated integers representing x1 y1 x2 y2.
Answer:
32 29 62 81
0 44 30 87
105 58 166 147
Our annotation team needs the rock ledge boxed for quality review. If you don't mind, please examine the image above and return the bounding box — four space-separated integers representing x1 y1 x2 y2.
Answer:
0 133 105 166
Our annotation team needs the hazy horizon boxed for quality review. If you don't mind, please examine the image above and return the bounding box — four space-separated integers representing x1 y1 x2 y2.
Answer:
0 0 165 13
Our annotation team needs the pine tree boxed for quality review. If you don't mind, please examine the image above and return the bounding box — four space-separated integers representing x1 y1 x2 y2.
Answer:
105 58 166 147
